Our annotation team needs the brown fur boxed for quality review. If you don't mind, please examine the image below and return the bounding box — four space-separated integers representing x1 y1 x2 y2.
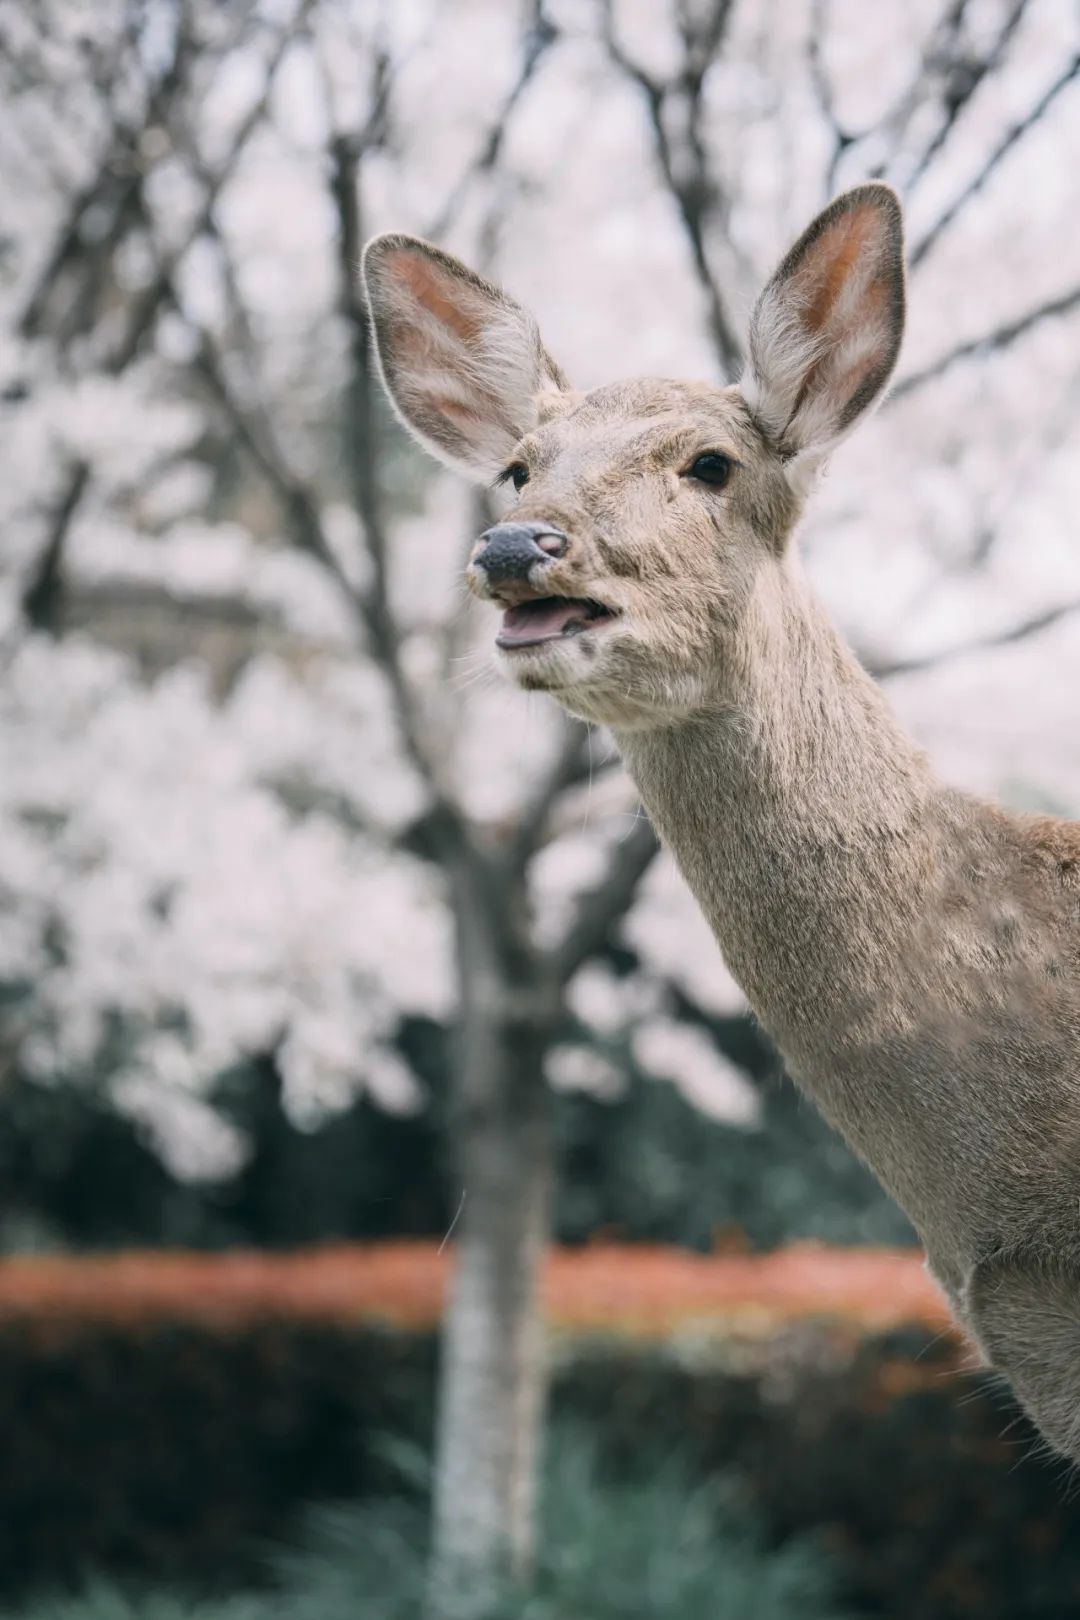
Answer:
363 187 1080 1462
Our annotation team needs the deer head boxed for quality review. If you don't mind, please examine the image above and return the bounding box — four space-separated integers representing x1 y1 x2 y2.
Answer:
363 185 905 730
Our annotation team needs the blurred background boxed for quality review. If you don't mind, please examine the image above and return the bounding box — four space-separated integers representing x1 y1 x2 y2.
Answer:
1 1 1080 1617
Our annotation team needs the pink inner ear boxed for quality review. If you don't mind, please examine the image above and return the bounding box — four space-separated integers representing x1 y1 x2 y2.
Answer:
389 250 478 342
429 393 493 428
797 205 883 334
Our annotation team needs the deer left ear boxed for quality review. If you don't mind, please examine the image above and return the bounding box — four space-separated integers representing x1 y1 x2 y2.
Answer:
741 184 905 490
362 234 568 482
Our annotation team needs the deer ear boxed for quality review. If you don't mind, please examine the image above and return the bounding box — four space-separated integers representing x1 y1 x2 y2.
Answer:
741 184 905 489
362 234 568 482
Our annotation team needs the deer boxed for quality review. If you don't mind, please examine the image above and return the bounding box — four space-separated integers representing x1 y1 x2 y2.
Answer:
362 184 1080 1464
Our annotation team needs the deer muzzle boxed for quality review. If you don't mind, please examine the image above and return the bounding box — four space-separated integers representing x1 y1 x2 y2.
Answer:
473 522 569 586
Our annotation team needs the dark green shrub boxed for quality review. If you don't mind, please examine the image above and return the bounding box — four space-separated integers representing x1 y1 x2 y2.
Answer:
0 1320 435 1596
5 1430 855 1620
0 1587 260 1620
518 1428 854 1619
1 1312 1079 1618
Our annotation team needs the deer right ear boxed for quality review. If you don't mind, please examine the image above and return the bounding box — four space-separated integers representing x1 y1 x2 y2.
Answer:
362 234 568 482
741 184 905 491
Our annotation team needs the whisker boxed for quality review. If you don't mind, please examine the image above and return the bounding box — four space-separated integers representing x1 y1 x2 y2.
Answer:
449 664 497 694
581 724 595 834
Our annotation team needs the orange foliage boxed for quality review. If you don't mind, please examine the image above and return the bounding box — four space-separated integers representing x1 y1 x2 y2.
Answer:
0 1241 957 1343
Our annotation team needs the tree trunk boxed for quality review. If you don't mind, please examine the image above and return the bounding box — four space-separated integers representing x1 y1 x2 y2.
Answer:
427 898 555 1620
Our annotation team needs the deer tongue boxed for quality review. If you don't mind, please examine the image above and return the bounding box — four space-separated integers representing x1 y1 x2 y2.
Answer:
497 597 594 647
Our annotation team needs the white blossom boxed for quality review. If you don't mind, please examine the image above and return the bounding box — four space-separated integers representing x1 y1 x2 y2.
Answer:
2 0 1078 1178
631 1020 761 1127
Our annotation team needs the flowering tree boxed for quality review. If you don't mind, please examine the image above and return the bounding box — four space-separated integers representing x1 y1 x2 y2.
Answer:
1 1 1079 1614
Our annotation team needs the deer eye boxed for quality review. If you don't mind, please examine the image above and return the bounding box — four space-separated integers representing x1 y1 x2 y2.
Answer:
686 453 733 487
497 462 530 492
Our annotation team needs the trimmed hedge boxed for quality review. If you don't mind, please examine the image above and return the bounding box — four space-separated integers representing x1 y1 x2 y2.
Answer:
0 1316 433 1593
0 1248 1078 1618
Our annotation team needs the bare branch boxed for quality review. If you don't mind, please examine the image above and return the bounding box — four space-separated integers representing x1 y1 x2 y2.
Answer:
14 26 292 635
173 281 479 870
809 0 1031 205
601 0 743 377
16 0 207 340
21 460 90 632
551 814 660 986
902 0 1029 195
17 60 152 336
821 0 972 187
909 49 1080 268
426 2 558 242
508 722 590 872
111 14 307 373
806 0 855 196
890 281 1080 400
323 51 397 668
188 330 345 578
869 598 1080 681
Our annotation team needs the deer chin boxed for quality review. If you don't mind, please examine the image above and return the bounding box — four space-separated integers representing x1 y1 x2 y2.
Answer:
493 613 622 694
497 623 716 727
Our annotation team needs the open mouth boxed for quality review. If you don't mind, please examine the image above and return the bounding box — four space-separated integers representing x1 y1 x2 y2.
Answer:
496 596 618 651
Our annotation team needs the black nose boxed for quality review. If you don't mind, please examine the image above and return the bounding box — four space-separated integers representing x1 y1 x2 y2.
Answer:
475 521 568 584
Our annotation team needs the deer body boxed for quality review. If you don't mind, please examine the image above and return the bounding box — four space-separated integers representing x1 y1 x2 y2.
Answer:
618 569 1080 1311
364 186 1080 1461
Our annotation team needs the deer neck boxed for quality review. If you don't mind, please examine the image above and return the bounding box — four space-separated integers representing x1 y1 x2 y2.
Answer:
616 560 939 1077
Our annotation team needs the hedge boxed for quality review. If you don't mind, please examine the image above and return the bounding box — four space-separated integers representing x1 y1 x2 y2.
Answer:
0 1244 1078 1620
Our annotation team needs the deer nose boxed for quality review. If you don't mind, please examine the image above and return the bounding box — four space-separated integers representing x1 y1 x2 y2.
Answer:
474 521 568 584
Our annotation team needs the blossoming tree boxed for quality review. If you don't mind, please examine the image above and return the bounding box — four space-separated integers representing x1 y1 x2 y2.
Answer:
1 1 1079 1614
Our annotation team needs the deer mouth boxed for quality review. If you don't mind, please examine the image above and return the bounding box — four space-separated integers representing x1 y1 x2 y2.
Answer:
496 596 618 650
